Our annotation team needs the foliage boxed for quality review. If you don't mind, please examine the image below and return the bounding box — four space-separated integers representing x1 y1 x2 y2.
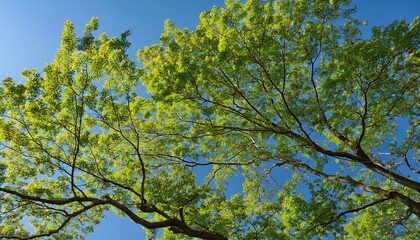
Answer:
0 0 419 239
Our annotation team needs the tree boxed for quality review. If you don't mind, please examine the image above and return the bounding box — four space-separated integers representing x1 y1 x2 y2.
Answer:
0 0 419 239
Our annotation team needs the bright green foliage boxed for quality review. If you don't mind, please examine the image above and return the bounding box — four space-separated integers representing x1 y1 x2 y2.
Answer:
1 0 419 239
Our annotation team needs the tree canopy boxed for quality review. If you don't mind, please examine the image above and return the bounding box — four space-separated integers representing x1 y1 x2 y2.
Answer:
0 0 419 239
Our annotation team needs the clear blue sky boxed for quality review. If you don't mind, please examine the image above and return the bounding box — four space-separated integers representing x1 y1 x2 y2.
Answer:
0 0 418 239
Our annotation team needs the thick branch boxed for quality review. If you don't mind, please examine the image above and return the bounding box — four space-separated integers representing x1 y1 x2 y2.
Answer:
274 160 420 217
104 196 228 240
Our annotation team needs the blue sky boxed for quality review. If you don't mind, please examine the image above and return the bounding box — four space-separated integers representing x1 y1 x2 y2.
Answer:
0 0 418 239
